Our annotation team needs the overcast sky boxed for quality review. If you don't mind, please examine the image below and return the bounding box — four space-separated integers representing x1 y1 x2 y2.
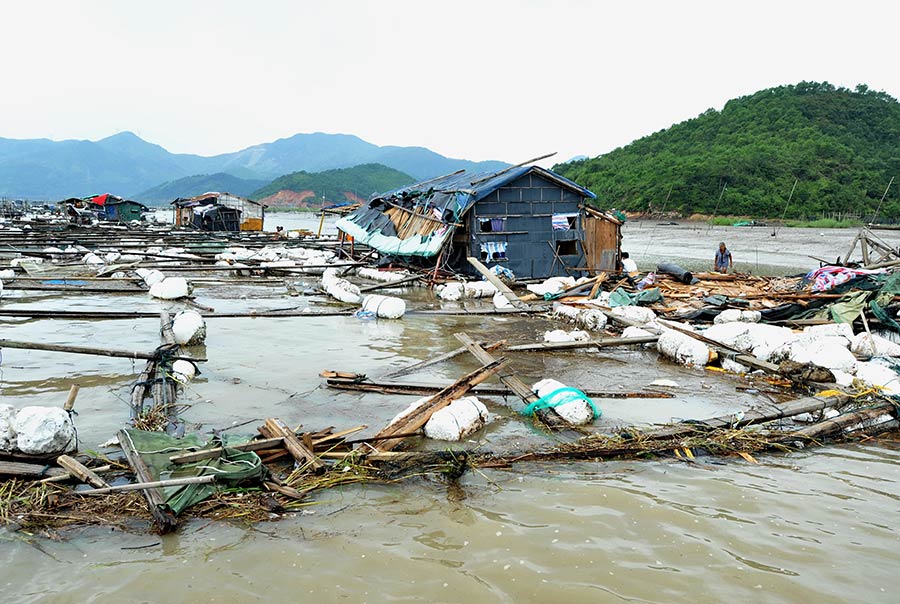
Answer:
1 0 897 165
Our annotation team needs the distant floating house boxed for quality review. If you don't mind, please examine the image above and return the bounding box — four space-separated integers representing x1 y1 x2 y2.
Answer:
60 193 148 224
171 192 265 231
87 193 149 223
335 165 621 279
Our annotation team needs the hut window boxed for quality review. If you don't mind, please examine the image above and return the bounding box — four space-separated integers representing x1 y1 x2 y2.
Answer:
552 213 579 230
480 241 508 261
555 239 578 256
479 217 506 232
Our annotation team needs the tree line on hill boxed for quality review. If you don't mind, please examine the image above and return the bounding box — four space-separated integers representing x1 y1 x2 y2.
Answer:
555 82 900 220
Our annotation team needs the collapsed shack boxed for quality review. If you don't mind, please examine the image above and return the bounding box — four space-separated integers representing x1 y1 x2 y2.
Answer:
171 192 266 232
335 163 622 279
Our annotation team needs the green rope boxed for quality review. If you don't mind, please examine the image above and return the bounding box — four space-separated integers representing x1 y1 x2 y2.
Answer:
521 387 601 419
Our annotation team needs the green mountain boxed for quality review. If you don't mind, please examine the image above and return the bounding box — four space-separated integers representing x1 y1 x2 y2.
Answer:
135 172 268 205
253 163 415 208
556 82 900 219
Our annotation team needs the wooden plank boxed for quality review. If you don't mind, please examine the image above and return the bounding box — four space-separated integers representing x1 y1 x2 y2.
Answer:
117 429 178 533
506 335 659 352
0 339 204 362
358 274 422 292
39 464 112 484
369 358 508 452
56 454 110 488
324 377 672 399
0 461 66 478
454 332 571 430
258 418 325 473
466 256 528 310
378 340 504 380
647 394 849 440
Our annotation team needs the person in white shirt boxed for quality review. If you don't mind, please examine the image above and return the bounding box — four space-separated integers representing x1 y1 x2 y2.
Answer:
621 252 638 276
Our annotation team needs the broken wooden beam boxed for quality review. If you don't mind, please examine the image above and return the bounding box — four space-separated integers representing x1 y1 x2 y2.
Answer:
454 332 571 430
258 418 325 473
506 335 659 352
466 256 528 310
0 338 205 362
378 340 505 380
56 454 110 489
324 375 672 399
117 429 178 533
0 461 66 478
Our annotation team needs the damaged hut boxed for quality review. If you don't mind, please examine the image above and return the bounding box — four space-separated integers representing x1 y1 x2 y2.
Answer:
171 192 265 231
61 194 148 224
335 165 620 279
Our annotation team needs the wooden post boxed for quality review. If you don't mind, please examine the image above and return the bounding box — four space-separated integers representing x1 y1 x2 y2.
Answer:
56 455 110 488
117 429 178 533
466 256 528 310
63 385 80 411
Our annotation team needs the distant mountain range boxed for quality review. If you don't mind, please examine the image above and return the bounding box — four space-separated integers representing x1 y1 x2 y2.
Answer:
0 131 509 200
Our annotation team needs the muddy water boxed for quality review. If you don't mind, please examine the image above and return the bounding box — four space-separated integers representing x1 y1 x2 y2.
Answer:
2 221 900 603
622 220 900 275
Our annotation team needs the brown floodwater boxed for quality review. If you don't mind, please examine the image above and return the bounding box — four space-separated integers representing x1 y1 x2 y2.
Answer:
1 217 899 603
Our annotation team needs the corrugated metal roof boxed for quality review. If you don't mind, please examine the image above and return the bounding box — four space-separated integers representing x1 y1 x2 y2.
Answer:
375 165 597 204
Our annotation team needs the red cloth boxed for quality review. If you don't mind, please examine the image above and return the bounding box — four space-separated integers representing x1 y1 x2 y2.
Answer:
92 193 109 206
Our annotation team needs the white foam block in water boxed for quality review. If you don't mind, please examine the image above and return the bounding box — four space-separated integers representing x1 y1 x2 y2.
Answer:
531 378 595 425
150 277 192 300
424 397 490 441
361 294 406 319
13 406 76 455
0 404 16 451
172 310 207 345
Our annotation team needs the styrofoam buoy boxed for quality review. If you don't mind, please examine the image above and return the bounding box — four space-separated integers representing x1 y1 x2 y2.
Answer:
531 378 596 425
136 268 165 287
424 397 490 441
150 277 192 300
171 360 198 384
321 268 361 304
0 404 16 451
361 294 406 319
657 330 714 367
437 282 464 301
172 310 207 345
13 406 76 455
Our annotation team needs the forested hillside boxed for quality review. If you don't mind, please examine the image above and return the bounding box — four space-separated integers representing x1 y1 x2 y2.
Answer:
252 163 415 206
556 82 900 219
